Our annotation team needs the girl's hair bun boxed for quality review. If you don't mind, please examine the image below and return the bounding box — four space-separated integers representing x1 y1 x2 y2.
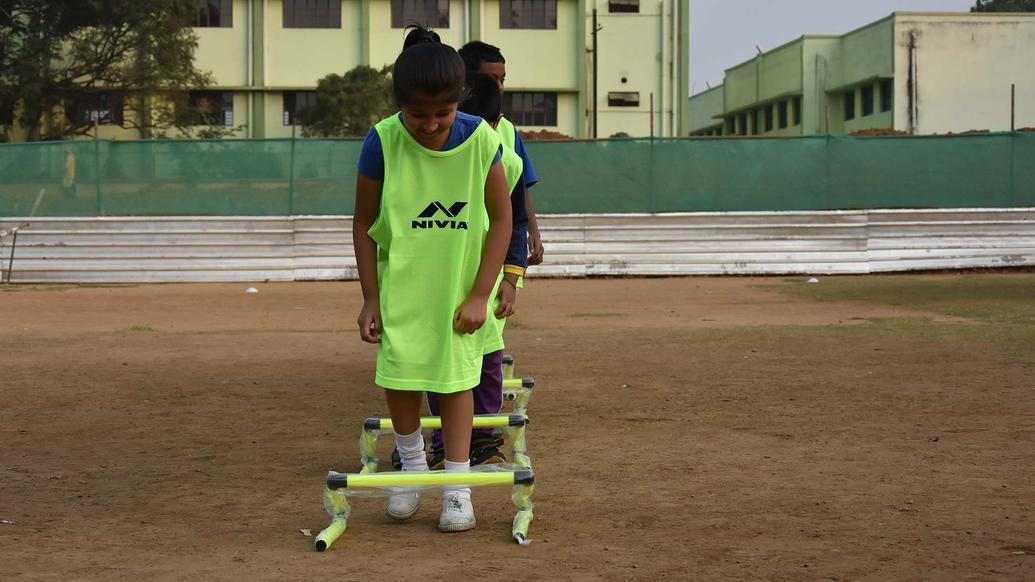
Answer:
403 25 441 50
393 24 464 106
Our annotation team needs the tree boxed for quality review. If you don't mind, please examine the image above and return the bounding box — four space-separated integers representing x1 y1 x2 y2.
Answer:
0 0 231 142
971 0 1035 11
299 65 395 138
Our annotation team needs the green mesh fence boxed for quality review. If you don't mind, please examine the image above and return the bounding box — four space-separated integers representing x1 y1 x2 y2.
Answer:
1 133 1033 217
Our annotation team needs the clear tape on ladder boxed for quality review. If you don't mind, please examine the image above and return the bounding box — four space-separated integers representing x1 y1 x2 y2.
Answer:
359 421 531 473
325 463 530 499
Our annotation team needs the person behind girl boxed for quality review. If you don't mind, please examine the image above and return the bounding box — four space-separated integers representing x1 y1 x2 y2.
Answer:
353 26 513 532
425 73 528 469
418 40 541 469
458 41 544 266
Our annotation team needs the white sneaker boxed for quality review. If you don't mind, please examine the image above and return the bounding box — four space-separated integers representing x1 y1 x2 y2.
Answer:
386 488 421 520
438 491 476 532
386 462 427 520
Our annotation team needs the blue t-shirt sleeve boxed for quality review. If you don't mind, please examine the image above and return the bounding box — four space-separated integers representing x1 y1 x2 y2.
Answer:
486 146 502 169
357 128 384 181
512 131 538 188
505 179 530 269
361 115 500 179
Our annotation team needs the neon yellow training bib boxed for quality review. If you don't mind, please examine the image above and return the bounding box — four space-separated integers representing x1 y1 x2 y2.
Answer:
497 116 517 151
368 114 503 393
496 115 526 291
482 123 524 355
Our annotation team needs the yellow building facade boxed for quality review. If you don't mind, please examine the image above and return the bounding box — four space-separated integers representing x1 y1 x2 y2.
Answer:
216 0 688 139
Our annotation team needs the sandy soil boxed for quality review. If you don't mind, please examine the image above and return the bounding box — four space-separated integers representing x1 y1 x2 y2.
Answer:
1 277 1032 581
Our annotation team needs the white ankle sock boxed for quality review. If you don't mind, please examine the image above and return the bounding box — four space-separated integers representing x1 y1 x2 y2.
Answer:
393 429 428 472
443 459 471 497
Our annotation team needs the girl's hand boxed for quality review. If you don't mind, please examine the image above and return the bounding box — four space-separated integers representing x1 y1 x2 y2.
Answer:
357 300 382 343
527 231 544 266
453 295 488 334
494 278 517 319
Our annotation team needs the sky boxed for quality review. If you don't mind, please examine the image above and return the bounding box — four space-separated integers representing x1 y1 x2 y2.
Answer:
690 0 976 95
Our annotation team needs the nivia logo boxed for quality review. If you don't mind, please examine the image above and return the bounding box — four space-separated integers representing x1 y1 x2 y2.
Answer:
412 201 469 230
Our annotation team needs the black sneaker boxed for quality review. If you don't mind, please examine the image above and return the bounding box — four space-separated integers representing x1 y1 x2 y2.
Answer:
470 431 507 466
427 448 445 471
470 445 506 466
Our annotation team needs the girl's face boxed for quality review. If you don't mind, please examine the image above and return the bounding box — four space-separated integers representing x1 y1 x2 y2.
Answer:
400 93 458 150
478 62 506 93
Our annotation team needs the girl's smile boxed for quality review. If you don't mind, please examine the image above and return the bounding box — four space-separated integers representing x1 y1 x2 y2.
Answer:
401 93 458 149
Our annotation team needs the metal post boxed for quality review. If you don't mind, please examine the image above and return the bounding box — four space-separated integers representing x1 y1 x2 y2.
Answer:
650 92 654 140
288 124 297 215
93 120 102 215
5 229 18 284
648 91 656 212
592 8 599 139
1011 83 1016 131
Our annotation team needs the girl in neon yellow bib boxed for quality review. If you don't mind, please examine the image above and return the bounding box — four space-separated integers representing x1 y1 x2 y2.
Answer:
352 26 512 532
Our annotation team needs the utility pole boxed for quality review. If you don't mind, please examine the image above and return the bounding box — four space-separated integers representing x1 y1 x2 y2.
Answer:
592 9 602 139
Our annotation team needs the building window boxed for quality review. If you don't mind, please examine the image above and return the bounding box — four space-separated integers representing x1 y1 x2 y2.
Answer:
283 0 341 28
764 104 774 132
392 0 449 28
861 85 874 117
737 113 747 136
607 92 639 107
725 118 735 135
751 109 760 135
284 91 317 126
188 91 234 126
777 101 788 129
609 0 639 13
880 79 893 113
844 90 856 121
195 0 232 27
66 93 125 126
502 92 557 126
792 96 802 126
500 0 558 29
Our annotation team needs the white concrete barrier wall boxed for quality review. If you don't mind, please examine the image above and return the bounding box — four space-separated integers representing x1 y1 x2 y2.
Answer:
1 209 1033 283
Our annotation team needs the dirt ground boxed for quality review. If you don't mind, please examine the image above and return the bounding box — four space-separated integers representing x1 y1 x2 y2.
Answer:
1 276 1033 581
